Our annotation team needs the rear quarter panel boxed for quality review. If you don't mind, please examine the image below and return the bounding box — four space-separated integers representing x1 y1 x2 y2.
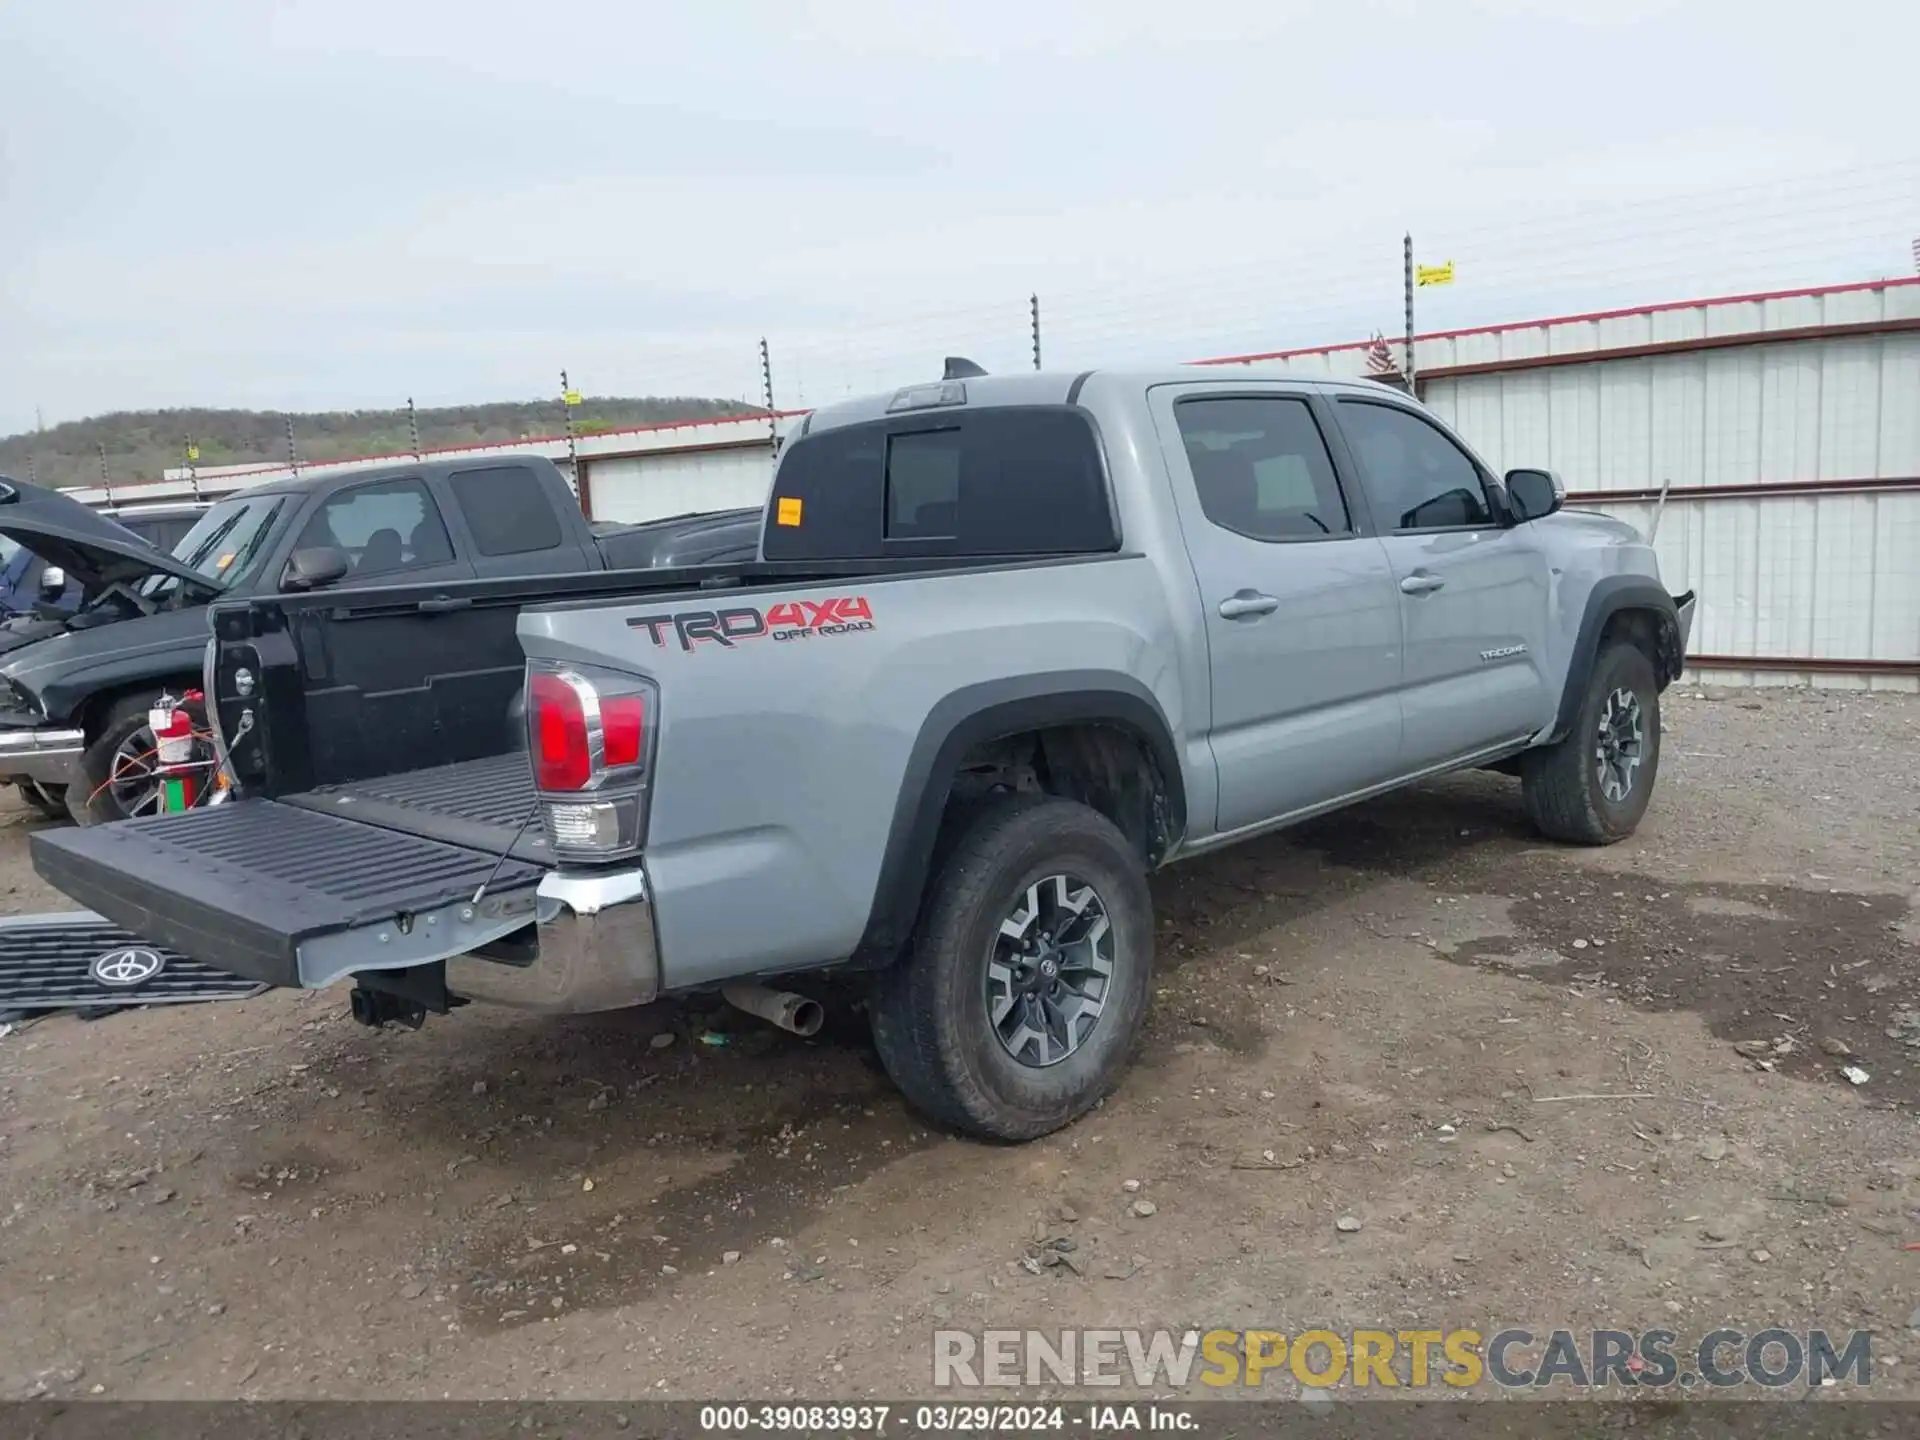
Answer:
517 556 1187 987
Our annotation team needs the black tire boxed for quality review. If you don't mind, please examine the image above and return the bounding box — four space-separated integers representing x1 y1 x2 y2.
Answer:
1522 640 1661 845
868 794 1155 1141
12 781 67 821
71 690 207 826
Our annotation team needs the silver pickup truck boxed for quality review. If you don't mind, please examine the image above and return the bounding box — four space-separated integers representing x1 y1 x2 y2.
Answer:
33 366 1695 1140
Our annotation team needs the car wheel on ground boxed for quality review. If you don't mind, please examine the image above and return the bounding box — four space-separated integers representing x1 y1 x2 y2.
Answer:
1522 639 1661 845
868 793 1155 1141
70 691 206 826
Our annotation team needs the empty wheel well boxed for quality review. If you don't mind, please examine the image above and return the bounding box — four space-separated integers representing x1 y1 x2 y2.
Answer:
946 722 1178 867
1599 606 1683 688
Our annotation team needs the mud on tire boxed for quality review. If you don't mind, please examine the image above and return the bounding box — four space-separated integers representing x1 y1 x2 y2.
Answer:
1522 640 1662 846
867 794 1155 1141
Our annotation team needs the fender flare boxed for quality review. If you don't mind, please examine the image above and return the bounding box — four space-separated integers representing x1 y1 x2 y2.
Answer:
851 671 1185 965
1551 578 1682 740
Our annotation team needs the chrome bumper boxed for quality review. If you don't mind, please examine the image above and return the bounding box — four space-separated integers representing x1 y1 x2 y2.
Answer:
0 726 85 788
444 865 660 1014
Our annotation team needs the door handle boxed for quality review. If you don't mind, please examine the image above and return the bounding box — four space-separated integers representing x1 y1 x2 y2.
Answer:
1218 591 1281 620
1399 574 1446 595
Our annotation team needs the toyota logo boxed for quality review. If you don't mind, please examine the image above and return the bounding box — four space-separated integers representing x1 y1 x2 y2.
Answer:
90 947 166 988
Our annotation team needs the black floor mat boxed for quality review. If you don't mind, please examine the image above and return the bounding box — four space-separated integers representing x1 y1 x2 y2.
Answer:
0 911 265 1013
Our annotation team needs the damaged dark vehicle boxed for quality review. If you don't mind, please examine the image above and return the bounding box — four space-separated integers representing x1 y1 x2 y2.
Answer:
0 462 761 824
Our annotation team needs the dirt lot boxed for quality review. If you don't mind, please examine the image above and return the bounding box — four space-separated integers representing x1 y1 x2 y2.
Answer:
1 688 1917 1403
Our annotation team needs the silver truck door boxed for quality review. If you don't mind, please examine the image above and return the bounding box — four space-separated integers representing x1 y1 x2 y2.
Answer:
1326 395 1554 770
1149 385 1405 834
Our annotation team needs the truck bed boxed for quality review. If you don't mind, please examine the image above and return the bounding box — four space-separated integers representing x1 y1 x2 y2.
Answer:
30 754 547 991
284 751 547 862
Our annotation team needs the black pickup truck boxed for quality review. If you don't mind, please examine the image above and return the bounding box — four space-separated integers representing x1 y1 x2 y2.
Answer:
0 459 758 823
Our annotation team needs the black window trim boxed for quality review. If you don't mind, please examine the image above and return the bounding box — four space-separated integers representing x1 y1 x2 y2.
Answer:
1330 395 1509 536
298 472 457 577
1169 389 1366 546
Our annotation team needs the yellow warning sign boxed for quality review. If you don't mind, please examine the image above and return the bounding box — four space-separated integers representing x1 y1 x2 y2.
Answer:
1416 261 1456 288
185 444 200 461
776 496 804 527
563 390 583 406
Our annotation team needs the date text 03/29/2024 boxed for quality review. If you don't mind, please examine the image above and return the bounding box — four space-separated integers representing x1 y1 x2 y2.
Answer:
697 1404 1192 1434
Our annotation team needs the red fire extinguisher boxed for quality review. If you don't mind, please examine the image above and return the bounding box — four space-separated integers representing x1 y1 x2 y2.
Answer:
148 690 204 813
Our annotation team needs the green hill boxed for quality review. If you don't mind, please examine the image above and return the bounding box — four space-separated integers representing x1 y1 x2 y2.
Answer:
0 396 761 490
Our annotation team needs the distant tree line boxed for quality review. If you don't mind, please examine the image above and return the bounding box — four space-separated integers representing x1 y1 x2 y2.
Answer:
0 396 760 490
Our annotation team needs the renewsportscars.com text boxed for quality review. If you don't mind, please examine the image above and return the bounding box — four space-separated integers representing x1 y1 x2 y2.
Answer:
933 1327 1873 1390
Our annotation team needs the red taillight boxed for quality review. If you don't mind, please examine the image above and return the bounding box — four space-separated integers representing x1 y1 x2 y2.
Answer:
530 670 590 791
600 694 645 769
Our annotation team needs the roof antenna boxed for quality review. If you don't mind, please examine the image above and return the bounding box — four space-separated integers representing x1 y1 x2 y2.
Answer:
942 356 987 380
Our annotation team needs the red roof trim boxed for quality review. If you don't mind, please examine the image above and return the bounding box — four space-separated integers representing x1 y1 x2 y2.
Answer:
1191 275 1920 367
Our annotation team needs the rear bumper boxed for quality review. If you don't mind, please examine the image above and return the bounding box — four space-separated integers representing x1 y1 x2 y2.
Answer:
0 725 85 787
30 798 664 1016
446 865 661 1014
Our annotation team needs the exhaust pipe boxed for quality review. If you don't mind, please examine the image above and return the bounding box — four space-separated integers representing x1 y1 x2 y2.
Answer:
722 983 824 1038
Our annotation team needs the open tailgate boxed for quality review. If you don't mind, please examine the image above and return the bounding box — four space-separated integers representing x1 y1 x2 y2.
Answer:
30 800 547 990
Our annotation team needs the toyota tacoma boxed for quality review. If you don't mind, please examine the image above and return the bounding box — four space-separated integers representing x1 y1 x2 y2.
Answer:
31 366 1695 1139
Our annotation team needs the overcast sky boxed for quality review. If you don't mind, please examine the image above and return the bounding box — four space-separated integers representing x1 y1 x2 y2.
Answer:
3 0 1915 436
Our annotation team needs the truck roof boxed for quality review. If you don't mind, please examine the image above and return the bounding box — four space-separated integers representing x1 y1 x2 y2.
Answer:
227 452 563 500
799 366 1406 435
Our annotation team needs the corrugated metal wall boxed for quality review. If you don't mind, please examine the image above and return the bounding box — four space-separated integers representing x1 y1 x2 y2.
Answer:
584 445 774 524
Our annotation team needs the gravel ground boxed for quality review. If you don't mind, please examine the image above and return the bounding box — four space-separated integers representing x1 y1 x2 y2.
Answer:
0 687 1915 1405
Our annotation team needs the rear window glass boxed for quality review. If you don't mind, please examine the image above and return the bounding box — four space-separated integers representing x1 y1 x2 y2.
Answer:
764 406 1115 561
449 465 564 556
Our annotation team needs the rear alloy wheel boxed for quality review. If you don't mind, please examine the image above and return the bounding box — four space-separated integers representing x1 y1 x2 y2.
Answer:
985 874 1118 1068
868 794 1154 1141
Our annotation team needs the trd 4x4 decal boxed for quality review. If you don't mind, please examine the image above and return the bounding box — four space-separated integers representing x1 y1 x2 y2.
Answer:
626 595 875 651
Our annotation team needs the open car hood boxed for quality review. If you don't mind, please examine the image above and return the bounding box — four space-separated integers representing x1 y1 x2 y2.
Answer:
0 477 221 599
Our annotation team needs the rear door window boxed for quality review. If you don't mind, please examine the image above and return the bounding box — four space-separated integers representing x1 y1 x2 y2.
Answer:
1174 396 1352 541
448 466 565 556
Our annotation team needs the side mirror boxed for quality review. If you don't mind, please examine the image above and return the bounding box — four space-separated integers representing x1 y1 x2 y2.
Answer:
37 565 67 602
1505 468 1565 523
281 545 351 591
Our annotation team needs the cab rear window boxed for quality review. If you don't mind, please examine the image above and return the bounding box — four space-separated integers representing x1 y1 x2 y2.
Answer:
762 406 1117 561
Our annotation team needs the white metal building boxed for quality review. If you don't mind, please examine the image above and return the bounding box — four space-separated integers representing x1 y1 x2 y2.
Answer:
76 276 1917 687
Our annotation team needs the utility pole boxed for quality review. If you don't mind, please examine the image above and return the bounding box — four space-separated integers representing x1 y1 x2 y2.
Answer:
407 397 421 459
285 416 300 476
97 443 112 503
1030 293 1042 371
760 338 777 449
185 435 200 497
560 370 580 495
1403 233 1417 398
